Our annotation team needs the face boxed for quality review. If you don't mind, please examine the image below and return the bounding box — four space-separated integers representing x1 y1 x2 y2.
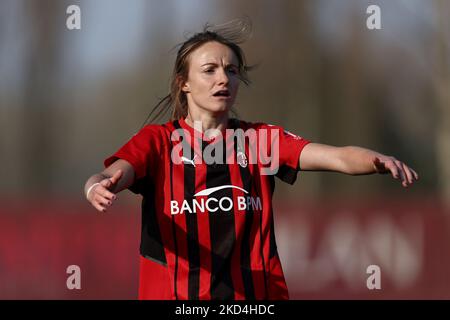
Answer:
182 41 240 116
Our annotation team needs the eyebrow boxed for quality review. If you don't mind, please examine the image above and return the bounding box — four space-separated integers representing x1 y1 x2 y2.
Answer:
201 62 238 68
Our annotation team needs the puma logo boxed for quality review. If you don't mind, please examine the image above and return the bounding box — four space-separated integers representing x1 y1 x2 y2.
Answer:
181 154 198 167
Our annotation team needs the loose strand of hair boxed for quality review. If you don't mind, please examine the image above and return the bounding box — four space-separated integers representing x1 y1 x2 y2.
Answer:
139 94 172 129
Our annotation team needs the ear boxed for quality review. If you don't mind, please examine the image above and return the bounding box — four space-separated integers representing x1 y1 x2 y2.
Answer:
182 82 190 93
178 75 190 93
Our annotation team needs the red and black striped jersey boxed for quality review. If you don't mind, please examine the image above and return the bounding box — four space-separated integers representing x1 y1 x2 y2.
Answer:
104 117 311 300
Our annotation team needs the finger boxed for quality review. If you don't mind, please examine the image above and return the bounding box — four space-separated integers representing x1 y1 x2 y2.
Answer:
384 160 400 179
94 185 117 201
110 169 123 185
93 201 107 213
402 163 414 185
411 168 419 180
95 194 113 207
395 161 408 187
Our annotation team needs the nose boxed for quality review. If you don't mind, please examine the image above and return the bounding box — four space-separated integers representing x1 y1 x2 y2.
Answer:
217 68 229 86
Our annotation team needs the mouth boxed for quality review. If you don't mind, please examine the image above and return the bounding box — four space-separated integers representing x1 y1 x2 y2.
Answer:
212 89 231 99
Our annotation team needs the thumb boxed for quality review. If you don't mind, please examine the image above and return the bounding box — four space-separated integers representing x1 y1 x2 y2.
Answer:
109 169 123 185
373 157 386 173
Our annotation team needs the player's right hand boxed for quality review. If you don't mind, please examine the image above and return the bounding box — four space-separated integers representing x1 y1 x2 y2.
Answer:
87 169 122 212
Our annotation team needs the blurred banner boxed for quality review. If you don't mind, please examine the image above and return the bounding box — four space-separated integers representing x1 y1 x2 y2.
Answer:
1 198 448 299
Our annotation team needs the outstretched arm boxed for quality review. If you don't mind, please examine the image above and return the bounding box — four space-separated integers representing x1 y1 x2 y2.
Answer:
299 143 419 187
84 159 136 212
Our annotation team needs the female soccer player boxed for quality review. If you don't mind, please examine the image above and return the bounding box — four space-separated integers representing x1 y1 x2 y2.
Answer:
84 24 418 300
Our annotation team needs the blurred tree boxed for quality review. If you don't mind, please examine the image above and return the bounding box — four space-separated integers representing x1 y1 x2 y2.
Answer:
20 0 65 194
269 1 323 199
317 6 381 198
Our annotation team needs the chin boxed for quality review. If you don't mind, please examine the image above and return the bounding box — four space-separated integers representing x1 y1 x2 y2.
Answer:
205 103 232 114
217 105 233 115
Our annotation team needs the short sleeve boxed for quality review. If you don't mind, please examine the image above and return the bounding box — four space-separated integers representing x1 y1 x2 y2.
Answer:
260 124 311 185
103 125 163 193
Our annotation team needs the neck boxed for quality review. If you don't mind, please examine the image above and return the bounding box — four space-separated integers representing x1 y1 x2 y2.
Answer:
185 110 229 138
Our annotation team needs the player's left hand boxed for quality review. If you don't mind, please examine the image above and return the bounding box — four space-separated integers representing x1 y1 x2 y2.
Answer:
373 156 419 188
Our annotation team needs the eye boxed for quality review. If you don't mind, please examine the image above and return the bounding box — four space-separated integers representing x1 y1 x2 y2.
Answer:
204 68 215 74
227 67 238 75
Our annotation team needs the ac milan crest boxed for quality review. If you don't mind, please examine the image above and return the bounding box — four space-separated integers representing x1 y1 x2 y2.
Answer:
237 151 248 168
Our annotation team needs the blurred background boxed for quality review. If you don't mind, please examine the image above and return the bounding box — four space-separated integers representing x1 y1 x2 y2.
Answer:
0 0 449 299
